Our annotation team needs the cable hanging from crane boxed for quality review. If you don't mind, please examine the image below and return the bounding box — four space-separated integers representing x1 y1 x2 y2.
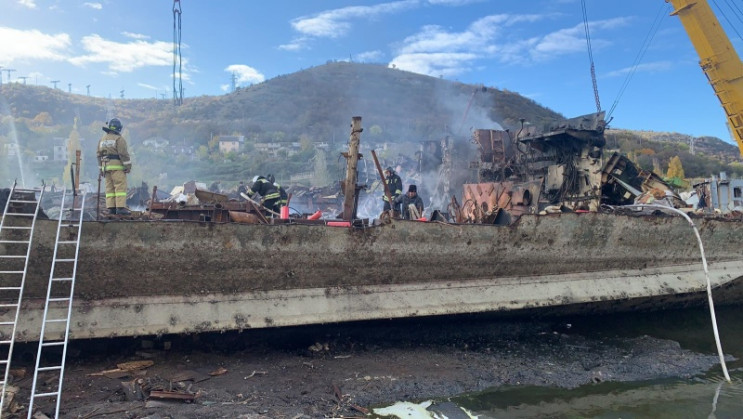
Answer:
606 3 668 122
173 0 183 106
712 0 743 43
581 0 601 113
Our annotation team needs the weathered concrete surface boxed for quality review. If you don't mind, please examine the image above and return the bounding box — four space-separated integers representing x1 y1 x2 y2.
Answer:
2 213 743 340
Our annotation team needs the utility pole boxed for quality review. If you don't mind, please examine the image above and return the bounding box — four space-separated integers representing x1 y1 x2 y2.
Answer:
160 93 165 100
51 80 60 89
4 69 16 84
68 83 71 93
120 90 125 99
18 76 29 84
231 72 237 93
86 85 91 96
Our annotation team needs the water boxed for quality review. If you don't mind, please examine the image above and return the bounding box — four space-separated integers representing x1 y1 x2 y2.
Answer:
455 306 743 418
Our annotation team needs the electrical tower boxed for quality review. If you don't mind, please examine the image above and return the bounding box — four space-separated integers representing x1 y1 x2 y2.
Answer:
120 90 125 99
68 83 71 93
51 80 60 89
231 72 237 92
86 85 91 96
18 76 29 85
172 0 184 105
4 69 16 84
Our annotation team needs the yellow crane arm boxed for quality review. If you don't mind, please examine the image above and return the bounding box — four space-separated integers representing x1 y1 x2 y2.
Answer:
667 0 743 156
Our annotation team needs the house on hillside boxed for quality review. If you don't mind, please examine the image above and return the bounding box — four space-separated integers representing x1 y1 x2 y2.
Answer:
143 137 170 149
3 143 19 157
53 138 67 162
219 136 244 154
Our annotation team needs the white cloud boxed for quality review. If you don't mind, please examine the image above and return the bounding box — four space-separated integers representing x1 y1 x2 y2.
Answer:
225 64 265 85
603 61 673 78
283 0 417 50
427 0 482 5
356 50 384 62
83 2 102 10
69 34 174 72
0 27 71 63
122 32 150 40
389 14 628 77
17 0 36 9
137 82 161 91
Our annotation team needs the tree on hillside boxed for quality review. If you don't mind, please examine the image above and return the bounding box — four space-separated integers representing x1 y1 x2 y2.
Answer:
666 156 685 179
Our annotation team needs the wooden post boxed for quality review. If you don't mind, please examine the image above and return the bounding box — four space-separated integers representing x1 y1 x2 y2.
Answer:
74 150 81 193
342 117 362 221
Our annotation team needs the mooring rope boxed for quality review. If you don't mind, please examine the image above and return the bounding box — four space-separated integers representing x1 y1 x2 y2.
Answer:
615 204 730 382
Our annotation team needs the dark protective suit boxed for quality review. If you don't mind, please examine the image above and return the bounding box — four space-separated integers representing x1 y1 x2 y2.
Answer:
247 177 280 213
383 172 403 212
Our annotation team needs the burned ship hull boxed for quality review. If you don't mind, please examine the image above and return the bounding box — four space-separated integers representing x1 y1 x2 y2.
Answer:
6 212 743 341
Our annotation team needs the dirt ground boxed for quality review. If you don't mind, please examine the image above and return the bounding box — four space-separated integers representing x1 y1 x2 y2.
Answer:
4 314 722 418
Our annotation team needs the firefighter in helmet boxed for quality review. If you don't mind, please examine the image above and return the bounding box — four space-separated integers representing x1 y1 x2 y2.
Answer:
246 175 281 215
383 166 402 213
97 118 132 215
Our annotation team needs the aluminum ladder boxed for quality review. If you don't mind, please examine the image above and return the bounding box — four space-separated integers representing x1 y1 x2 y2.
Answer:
0 182 44 416
28 189 86 419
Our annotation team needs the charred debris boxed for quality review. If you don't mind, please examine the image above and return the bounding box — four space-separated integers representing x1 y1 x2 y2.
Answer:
9 112 730 225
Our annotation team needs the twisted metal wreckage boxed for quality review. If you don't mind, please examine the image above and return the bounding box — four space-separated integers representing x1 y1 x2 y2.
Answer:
1 113 743 343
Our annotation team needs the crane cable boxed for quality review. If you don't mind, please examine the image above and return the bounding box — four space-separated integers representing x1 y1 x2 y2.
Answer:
713 0 743 43
173 0 183 106
606 3 668 122
581 0 601 113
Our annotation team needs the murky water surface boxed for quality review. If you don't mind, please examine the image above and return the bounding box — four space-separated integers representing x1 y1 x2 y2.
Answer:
455 306 743 418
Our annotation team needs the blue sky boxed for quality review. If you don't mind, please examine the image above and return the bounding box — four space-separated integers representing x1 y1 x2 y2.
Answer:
1 0 742 144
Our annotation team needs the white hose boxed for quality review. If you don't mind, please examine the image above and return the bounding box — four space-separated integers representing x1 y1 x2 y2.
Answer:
614 204 730 382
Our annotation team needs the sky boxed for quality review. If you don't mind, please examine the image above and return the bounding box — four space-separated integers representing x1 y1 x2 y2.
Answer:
2 0 743 145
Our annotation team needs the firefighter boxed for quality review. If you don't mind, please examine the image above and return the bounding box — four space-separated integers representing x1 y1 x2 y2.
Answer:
383 166 402 213
246 175 281 214
267 174 288 211
97 118 132 215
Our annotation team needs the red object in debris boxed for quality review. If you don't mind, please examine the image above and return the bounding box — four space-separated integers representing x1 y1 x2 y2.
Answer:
280 206 289 219
417 217 427 222
308 210 322 220
327 221 351 227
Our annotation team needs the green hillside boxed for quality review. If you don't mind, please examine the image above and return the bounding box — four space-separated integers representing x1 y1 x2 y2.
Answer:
1 61 741 191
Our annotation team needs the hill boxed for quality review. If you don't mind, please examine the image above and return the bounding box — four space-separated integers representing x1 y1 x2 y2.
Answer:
1 61 741 190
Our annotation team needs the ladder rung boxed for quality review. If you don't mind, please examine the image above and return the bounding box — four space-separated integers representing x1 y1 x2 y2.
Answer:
0 287 22 291
0 255 25 259
0 360 8 364
57 241 77 244
33 391 60 398
2 226 32 230
0 340 13 345
47 297 70 303
41 341 65 347
9 199 37 204
54 259 76 263
0 240 30 244
0 322 17 326
62 224 80 228
0 303 19 308
4 213 35 217
51 277 73 282
0 271 24 274
36 366 62 372
45 319 67 323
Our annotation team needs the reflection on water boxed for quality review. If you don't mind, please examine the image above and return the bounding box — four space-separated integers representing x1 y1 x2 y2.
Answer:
456 306 743 418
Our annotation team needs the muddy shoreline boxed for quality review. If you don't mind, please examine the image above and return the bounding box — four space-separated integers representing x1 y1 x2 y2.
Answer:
6 314 724 418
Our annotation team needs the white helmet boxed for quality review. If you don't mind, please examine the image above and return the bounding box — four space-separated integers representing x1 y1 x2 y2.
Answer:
252 175 259 183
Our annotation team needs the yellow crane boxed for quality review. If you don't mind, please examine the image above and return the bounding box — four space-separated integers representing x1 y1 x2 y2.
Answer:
667 0 743 156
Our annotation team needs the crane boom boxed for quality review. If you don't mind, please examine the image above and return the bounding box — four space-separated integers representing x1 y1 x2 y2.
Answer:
667 0 743 156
